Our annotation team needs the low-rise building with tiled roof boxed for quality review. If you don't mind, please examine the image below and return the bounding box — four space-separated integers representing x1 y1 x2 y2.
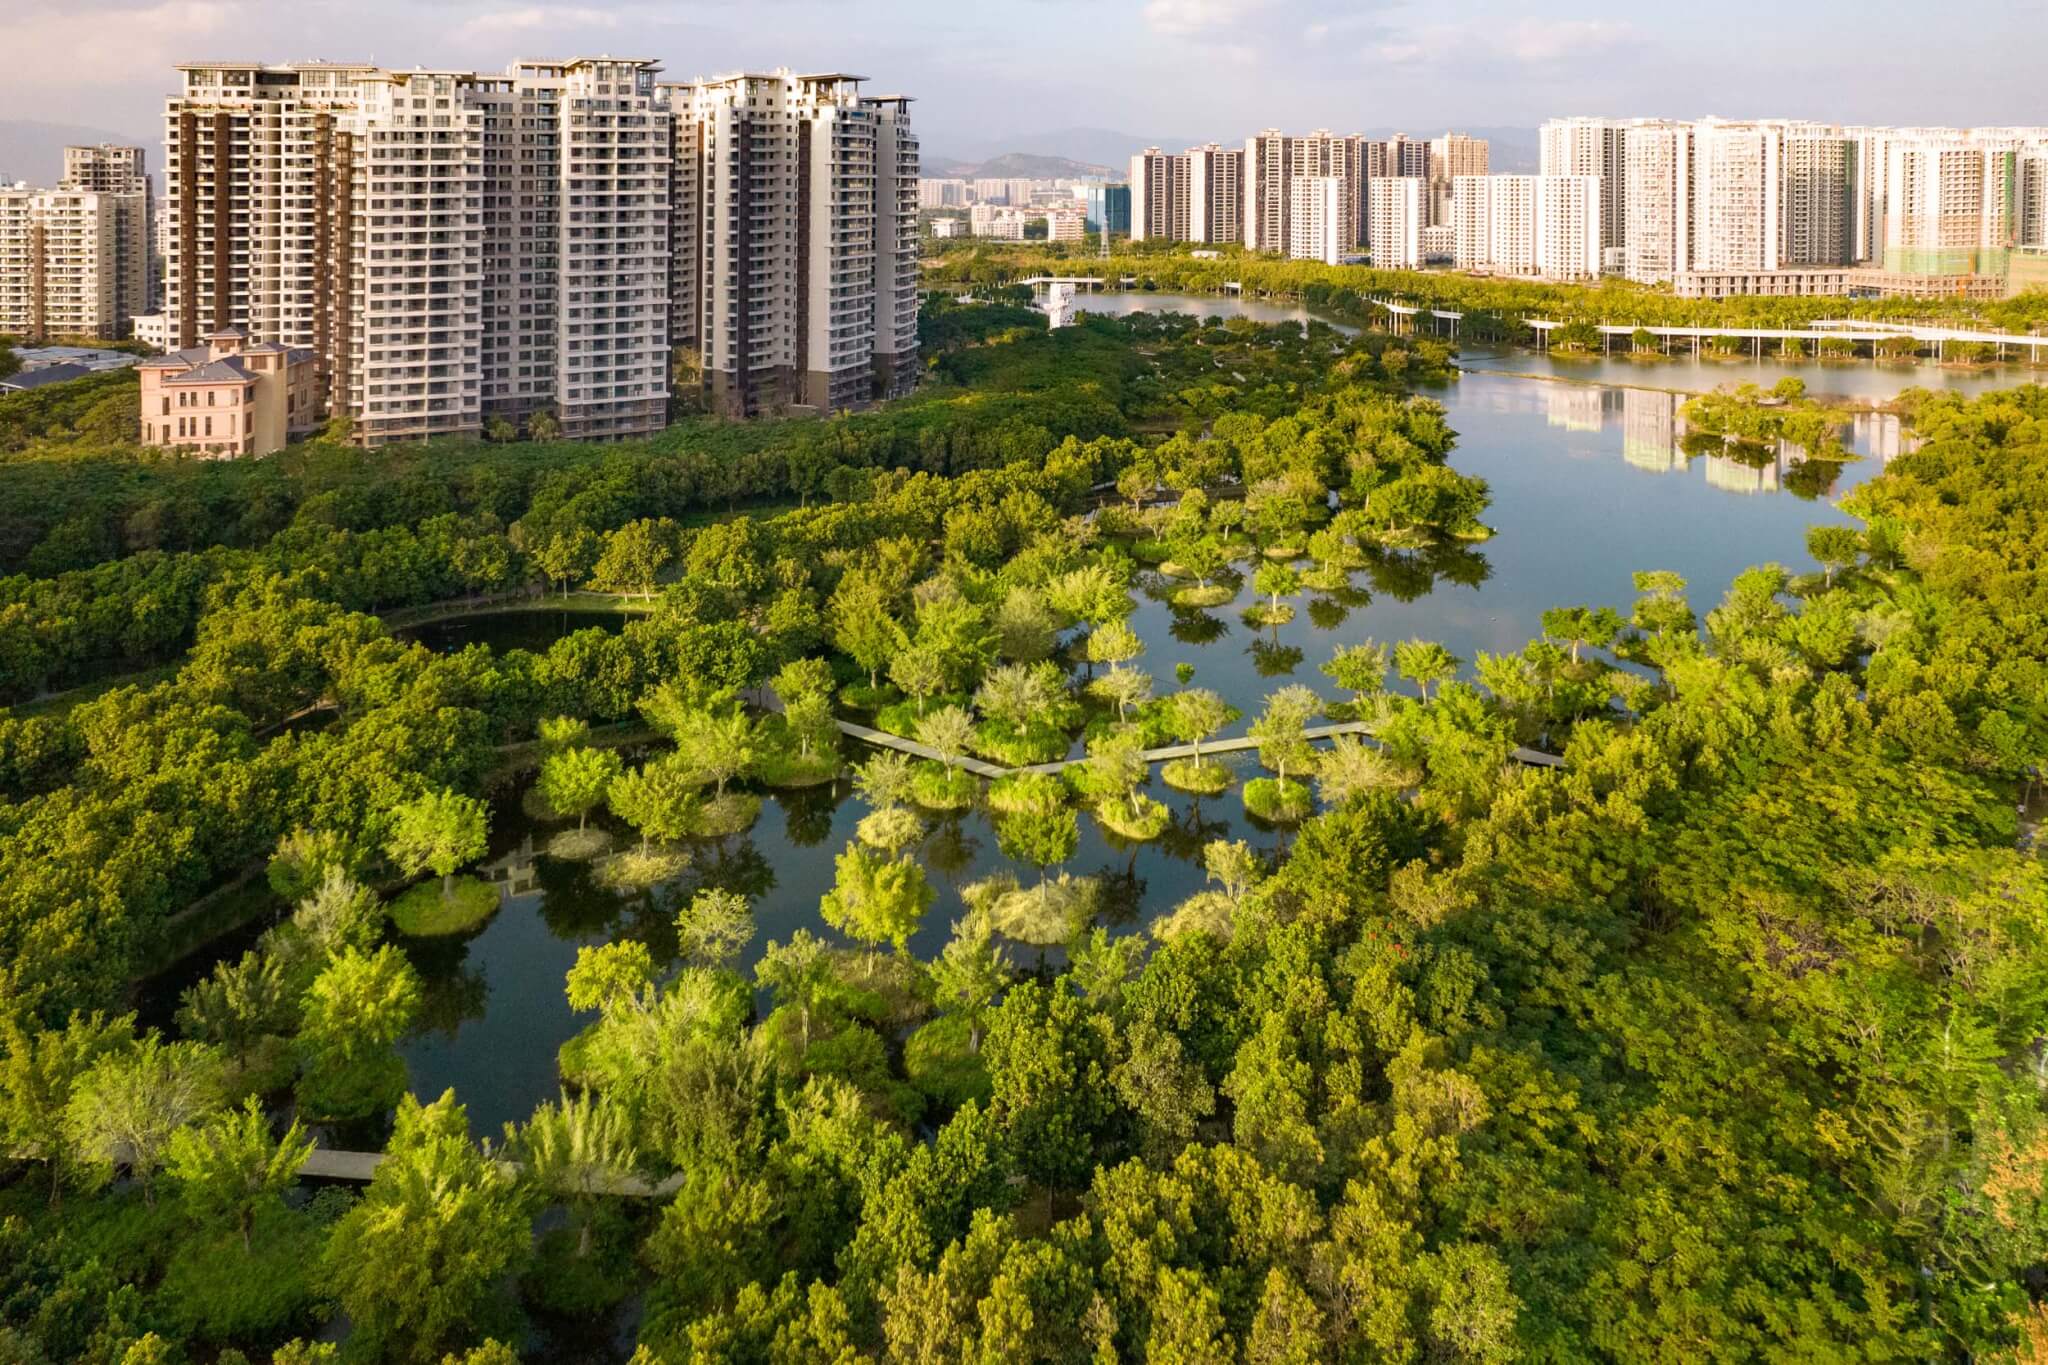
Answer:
137 328 320 456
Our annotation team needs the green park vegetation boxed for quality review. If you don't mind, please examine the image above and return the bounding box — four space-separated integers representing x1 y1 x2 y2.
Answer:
0 290 2045 1362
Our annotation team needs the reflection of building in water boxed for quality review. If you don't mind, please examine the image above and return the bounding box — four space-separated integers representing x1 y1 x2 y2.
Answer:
1620 387 1685 471
480 834 540 902
1544 384 1608 433
1852 411 1908 464
1704 451 1783 494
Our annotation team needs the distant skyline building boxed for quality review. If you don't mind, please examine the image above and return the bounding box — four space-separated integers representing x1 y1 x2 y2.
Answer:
1427 132 1489 226
1544 113 2045 294
1367 176 1424 269
1084 182 1131 236
1130 142 1242 245
1287 176 1348 265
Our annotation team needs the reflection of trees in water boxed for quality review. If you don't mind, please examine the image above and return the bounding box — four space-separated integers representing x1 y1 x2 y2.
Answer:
1782 458 1841 500
1160 796 1234 861
1307 596 1351 630
1249 636 1304 677
921 815 982 884
1358 543 1491 601
688 837 776 902
413 963 490 1041
534 855 627 939
1169 607 1229 646
780 781 846 847
401 933 490 1041
1090 861 1146 929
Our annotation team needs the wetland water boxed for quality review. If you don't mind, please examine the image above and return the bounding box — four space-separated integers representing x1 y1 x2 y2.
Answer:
159 294 2018 1132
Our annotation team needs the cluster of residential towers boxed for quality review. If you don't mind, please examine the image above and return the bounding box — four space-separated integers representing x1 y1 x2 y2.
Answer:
1127 118 2048 296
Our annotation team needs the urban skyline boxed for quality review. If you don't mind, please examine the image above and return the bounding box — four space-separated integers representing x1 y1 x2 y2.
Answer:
5 1 2045 169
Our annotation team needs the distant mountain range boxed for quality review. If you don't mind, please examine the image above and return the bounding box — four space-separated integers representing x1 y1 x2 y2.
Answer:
926 124 1540 180
924 151 1116 180
0 119 159 187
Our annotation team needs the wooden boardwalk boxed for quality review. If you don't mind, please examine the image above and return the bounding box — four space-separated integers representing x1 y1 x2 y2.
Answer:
834 720 1009 778
298 1145 683 1198
839 717 1563 779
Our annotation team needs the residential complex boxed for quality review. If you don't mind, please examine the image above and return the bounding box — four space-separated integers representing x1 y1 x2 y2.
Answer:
140 58 917 448
1367 177 1425 270
1453 175 1602 276
1130 143 1244 245
664 71 920 417
1542 115 2048 296
0 143 154 341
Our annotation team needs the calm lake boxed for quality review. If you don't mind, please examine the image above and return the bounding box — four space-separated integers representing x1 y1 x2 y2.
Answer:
153 294 2037 1133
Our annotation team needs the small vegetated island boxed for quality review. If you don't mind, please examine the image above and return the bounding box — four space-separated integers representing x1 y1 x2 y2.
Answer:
0 284 2045 1363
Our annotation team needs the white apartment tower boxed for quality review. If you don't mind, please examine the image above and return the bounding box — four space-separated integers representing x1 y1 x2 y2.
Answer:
0 185 139 339
665 72 919 416
1536 175 1603 280
1367 177 1425 269
1450 175 1600 280
1880 136 2015 277
1691 121 1783 272
1622 122 1693 283
1287 176 1347 266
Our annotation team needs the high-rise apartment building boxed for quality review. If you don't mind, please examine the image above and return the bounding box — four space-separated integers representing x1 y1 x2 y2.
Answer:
158 59 915 444
1622 122 1692 283
62 144 156 314
0 184 143 339
1540 116 1631 250
664 72 919 416
1879 136 2016 277
1131 143 1242 245
1367 177 1425 269
1535 175 1603 280
1450 175 1599 280
1244 129 1364 256
1287 177 1347 266
2021 149 2048 248
1426 132 1488 226
1691 121 1781 272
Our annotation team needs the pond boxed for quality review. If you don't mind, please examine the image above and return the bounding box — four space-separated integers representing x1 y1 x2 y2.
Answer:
1072 289 2045 399
401 757 1270 1132
141 310 1976 1137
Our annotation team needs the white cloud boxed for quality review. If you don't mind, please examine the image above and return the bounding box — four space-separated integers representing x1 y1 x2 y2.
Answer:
457 6 623 40
8 0 238 92
1141 0 1273 38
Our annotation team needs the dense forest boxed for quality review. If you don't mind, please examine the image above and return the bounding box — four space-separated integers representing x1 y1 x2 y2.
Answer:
924 239 2048 342
1 299 2045 1363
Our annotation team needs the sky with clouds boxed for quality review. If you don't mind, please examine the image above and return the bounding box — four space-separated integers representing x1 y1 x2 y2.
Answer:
8 0 2044 154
